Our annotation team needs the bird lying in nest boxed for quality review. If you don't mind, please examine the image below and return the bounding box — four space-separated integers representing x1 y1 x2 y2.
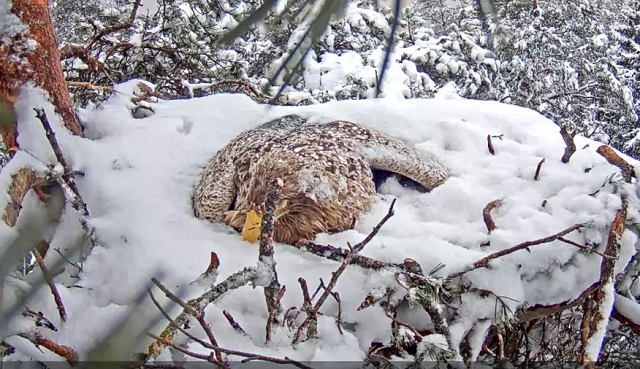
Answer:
193 115 450 244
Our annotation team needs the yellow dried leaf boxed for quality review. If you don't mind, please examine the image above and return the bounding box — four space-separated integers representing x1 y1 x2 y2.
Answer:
242 209 262 243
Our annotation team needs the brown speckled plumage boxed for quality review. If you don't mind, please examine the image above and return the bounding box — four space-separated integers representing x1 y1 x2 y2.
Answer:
193 115 449 244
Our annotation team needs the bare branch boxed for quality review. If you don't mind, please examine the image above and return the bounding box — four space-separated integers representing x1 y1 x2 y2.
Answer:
148 334 312 369
260 178 284 322
518 282 601 324
33 248 67 323
292 200 396 344
596 145 636 183
294 241 401 269
266 286 286 342
149 277 222 362
534 158 545 180
560 124 576 163
487 135 495 155
448 223 586 279
483 199 502 233
222 310 247 336
557 237 614 259
583 196 627 363
147 266 259 359
18 332 78 363
23 310 57 331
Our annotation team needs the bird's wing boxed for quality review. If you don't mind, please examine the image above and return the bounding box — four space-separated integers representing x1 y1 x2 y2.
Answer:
360 136 450 192
193 154 237 223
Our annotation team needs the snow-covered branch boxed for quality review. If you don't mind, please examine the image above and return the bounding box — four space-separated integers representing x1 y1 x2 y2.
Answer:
447 223 587 280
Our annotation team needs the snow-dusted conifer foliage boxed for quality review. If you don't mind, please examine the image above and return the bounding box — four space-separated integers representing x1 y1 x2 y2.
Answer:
487 0 636 147
52 0 281 100
614 2 640 157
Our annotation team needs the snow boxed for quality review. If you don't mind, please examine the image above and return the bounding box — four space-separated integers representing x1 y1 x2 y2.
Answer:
0 0 27 45
1 80 639 362
615 293 640 326
584 282 615 360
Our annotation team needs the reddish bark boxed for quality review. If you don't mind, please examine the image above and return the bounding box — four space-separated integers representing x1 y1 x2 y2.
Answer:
0 0 83 155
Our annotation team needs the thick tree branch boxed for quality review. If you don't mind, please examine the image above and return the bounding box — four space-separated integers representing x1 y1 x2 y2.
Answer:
583 196 627 364
596 145 636 183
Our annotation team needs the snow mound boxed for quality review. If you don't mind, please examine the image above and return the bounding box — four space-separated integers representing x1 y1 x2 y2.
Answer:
1 80 638 362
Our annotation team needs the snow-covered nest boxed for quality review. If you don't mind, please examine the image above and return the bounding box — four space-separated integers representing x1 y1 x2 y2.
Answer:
1 80 638 362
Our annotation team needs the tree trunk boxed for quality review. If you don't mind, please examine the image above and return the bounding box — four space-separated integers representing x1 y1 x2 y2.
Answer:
0 0 83 156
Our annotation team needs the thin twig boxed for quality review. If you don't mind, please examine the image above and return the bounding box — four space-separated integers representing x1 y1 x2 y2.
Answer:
148 334 312 369
483 199 502 233
148 290 223 362
18 332 78 363
150 278 222 362
260 178 284 322
292 200 396 344
560 124 576 164
223 310 247 336
32 248 67 323
23 310 57 331
448 223 586 279
318 283 343 335
266 286 286 342
151 277 191 312
487 135 495 155
294 241 400 269
534 158 545 180
34 108 83 201
558 237 614 259
0 340 15 357
147 266 259 359
400 258 454 351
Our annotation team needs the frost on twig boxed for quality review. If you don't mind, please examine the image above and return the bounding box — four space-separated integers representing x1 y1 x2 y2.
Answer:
147 266 260 359
150 277 223 363
399 258 455 353
260 178 284 323
292 199 396 344
294 240 402 270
